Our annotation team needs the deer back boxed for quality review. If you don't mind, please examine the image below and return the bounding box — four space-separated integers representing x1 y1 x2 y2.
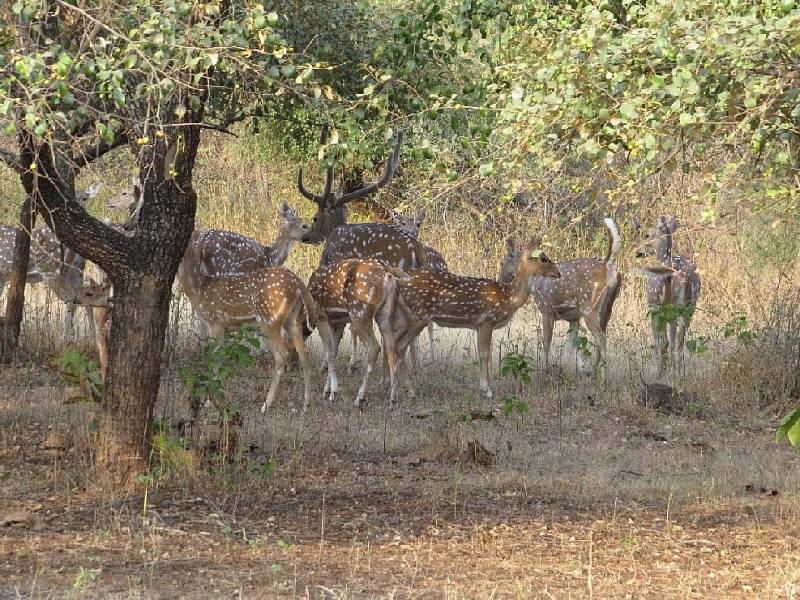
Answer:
194 229 270 275
320 223 428 271
309 258 402 321
645 256 700 308
400 240 559 329
0 225 43 284
425 247 448 272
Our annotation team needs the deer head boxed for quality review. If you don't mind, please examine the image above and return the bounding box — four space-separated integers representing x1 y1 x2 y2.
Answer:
635 215 678 262
71 279 112 307
76 182 101 205
298 127 404 245
389 208 426 237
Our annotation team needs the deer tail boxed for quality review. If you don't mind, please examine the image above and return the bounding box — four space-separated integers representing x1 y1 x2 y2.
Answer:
299 284 324 333
386 266 411 281
603 217 621 263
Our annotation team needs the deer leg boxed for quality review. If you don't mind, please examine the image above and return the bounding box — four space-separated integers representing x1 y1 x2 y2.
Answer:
477 325 494 399
584 314 608 370
316 319 339 402
347 324 360 374
289 318 312 412
566 319 581 367
667 320 678 366
376 310 399 406
352 320 381 409
541 312 555 369
94 306 109 383
325 323 346 376
62 302 77 345
395 322 426 399
84 304 96 342
261 326 291 413
650 313 668 377
427 321 435 362
409 336 419 370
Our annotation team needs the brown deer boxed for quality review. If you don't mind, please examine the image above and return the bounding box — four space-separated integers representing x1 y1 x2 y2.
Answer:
393 238 561 398
298 130 427 270
635 215 701 375
298 128 427 370
498 218 622 369
71 276 113 382
192 203 309 273
0 182 101 343
178 231 338 412
309 258 408 407
389 207 449 364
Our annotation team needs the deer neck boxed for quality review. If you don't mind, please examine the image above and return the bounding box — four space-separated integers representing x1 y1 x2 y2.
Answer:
268 228 295 267
655 236 673 265
505 268 535 312
179 246 210 300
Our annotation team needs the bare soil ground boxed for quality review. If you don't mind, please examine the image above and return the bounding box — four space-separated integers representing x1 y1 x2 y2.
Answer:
2 307 800 599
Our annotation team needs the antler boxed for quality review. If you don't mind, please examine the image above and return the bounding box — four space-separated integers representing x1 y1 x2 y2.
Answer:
337 132 404 205
297 124 335 206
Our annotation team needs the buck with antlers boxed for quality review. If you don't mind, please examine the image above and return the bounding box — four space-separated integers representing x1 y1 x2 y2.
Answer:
498 218 622 369
635 215 701 375
298 130 427 270
178 231 338 412
0 182 101 343
309 258 409 407
390 207 448 364
393 238 561 398
298 129 427 372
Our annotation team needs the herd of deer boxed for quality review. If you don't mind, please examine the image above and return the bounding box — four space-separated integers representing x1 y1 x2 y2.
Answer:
0 132 701 411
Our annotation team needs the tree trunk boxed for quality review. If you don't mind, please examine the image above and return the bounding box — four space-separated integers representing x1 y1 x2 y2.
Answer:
1 196 34 363
94 271 176 488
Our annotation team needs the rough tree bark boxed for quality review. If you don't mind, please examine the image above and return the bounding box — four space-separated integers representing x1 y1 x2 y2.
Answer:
20 128 199 488
0 196 33 363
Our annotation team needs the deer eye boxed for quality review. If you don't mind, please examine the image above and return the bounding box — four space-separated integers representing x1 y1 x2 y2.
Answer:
540 256 550 263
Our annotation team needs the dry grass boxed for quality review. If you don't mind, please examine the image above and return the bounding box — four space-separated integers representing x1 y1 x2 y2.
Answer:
2 132 800 597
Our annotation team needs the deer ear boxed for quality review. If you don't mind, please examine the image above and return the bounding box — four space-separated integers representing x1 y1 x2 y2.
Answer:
416 207 426 224
280 202 291 217
85 182 101 198
389 209 397 219
505 237 517 254
668 217 679 233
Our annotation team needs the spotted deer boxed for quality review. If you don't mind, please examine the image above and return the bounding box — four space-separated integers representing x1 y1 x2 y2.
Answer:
0 182 101 342
298 130 426 269
178 231 338 412
191 203 309 274
635 215 701 375
71 275 112 381
309 258 409 407
393 238 561 398
390 207 449 363
498 218 622 369
298 129 427 369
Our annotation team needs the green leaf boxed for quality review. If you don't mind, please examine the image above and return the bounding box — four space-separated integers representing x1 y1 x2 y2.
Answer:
619 101 638 121
478 162 493 177
776 407 800 446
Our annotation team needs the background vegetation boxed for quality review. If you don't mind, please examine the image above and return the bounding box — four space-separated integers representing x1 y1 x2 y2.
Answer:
1 0 800 595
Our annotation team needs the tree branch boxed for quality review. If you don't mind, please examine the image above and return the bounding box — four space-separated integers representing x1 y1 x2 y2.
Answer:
73 133 130 168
